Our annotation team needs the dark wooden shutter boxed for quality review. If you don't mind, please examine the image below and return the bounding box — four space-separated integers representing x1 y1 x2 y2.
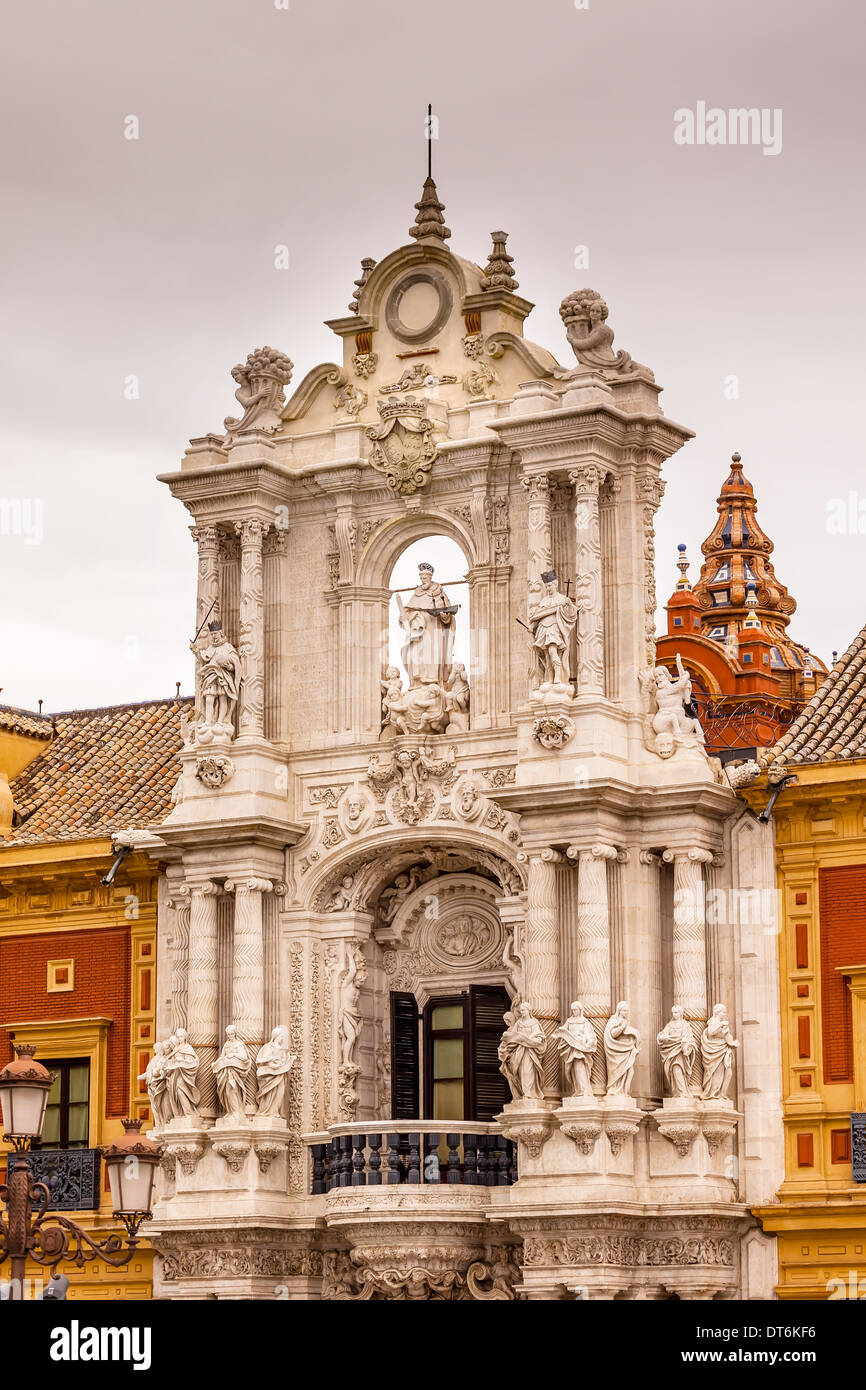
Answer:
469 985 511 1121
390 991 420 1119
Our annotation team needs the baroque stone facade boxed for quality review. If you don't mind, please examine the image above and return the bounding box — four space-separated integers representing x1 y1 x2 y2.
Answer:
136 178 783 1301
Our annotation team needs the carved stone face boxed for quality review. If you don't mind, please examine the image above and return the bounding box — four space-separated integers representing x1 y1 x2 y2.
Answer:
458 786 478 813
346 796 363 823
656 731 675 759
418 567 433 588
671 1006 683 1021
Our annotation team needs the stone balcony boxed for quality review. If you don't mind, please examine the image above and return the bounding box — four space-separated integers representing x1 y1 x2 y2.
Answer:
306 1121 517 1195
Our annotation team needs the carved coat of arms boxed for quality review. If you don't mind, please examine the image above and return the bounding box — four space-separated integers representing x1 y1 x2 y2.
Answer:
365 395 437 496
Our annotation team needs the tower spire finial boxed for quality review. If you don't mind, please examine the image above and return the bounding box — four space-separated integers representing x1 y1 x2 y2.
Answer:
409 109 450 244
427 102 432 181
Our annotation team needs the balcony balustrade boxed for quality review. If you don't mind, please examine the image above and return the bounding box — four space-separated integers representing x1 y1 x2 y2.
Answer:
308 1122 517 1194
6 1147 102 1211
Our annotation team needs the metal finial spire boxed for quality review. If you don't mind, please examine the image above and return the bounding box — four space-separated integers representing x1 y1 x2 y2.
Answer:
427 102 432 180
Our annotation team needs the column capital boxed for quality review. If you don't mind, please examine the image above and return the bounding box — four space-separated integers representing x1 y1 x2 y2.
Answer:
568 464 606 494
189 523 221 548
225 876 276 895
566 842 618 863
190 879 222 898
235 517 268 547
662 846 715 865
540 847 563 864
520 470 551 498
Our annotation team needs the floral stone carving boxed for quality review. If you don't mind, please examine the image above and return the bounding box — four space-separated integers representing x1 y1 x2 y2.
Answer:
224 345 294 440
532 715 575 750
195 754 234 789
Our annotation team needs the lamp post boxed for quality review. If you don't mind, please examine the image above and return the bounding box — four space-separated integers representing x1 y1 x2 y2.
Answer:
0 1045 161 1300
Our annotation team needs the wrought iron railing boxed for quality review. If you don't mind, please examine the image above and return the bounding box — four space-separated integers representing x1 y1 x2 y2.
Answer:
308 1122 517 1192
690 696 804 754
6 1147 102 1211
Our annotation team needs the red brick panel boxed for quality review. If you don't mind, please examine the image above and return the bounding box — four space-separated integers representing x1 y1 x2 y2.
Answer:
818 865 866 1084
0 927 130 1114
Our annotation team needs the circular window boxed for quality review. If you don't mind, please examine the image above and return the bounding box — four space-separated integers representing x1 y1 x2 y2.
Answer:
385 269 453 345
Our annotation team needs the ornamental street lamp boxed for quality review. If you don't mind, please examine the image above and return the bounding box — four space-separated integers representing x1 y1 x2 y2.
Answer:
0 1045 161 1300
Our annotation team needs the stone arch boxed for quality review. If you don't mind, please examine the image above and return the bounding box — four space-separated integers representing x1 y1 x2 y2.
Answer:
356 510 475 591
304 824 524 916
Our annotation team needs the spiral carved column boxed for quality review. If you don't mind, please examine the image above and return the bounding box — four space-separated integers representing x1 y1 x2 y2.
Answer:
187 880 221 1117
663 847 714 1068
235 517 266 738
521 471 553 591
523 848 562 1097
568 465 606 695
569 843 617 1088
167 885 191 1032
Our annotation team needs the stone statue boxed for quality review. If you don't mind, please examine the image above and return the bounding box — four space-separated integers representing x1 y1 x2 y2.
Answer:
224 345 294 440
528 570 577 696
213 1025 252 1118
380 665 407 733
641 653 706 760
498 1002 546 1102
255 1026 295 1118
190 620 242 744
338 944 367 1068
554 1001 597 1099
139 1041 170 1129
164 1028 200 1119
700 1004 739 1100
398 563 457 689
559 289 634 373
603 1002 640 1098
444 662 470 732
657 1005 697 1099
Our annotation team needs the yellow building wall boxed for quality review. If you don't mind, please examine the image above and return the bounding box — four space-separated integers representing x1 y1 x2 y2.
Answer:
748 764 866 1299
0 841 158 1300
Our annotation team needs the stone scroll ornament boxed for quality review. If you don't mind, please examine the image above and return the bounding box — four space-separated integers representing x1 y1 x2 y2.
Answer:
223 345 294 441
699 1004 739 1100
554 1001 597 1099
640 652 707 760
213 1025 252 1119
603 1002 640 1097
498 1003 546 1102
558 289 634 374
365 395 437 496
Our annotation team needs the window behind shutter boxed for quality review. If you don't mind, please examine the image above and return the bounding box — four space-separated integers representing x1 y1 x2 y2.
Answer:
469 985 511 1121
390 991 420 1119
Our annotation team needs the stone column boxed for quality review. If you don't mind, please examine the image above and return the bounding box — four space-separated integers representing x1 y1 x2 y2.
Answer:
187 880 221 1117
263 526 288 743
522 848 561 1097
521 472 552 589
663 847 714 1061
190 524 221 633
225 877 273 1047
568 843 617 1086
568 465 605 696
235 517 266 738
166 885 191 1032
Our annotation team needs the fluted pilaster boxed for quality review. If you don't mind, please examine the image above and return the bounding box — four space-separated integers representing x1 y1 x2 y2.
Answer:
166 885 191 1032
521 472 553 589
225 877 273 1047
568 842 617 1087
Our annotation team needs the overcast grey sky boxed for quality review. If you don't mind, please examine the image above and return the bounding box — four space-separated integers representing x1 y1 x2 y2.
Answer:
1 0 863 711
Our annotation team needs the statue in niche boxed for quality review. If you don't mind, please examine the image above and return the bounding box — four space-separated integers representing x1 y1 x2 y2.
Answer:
528 570 577 697
190 620 242 744
657 1005 697 1099
554 1001 597 1099
338 944 367 1068
213 1025 252 1118
603 1002 640 1098
139 1041 170 1129
700 1004 739 1101
640 653 706 760
255 1026 295 1118
398 561 457 687
380 666 408 733
164 1028 201 1119
223 345 294 440
498 1002 546 1102
558 289 634 374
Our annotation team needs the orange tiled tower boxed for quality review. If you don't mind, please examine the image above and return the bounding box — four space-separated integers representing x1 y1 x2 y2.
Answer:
656 452 827 758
